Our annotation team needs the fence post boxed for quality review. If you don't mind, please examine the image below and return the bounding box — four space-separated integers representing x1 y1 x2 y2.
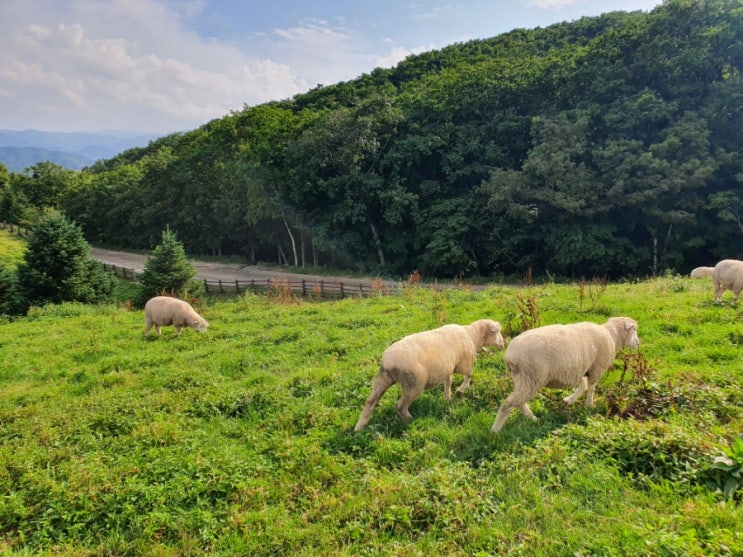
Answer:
340 282 345 298
235 280 240 293
320 280 325 299
203 279 208 293
302 279 306 297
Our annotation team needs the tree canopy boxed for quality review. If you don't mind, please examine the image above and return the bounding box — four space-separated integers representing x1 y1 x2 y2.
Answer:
11 0 743 280
15 214 116 310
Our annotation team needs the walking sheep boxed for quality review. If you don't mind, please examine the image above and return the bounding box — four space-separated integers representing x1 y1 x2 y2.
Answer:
354 319 505 431
144 296 209 337
712 259 743 303
491 317 640 433
690 266 715 278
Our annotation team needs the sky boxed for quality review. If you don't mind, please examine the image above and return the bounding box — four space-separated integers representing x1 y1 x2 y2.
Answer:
0 0 662 135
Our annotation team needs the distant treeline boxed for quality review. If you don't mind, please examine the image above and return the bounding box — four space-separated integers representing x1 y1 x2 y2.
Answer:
2 0 742 280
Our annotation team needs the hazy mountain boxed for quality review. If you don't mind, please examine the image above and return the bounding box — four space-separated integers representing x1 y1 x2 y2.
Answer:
0 129 162 171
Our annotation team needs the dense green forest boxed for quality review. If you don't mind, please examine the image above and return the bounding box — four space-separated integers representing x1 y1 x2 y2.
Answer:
2 0 742 279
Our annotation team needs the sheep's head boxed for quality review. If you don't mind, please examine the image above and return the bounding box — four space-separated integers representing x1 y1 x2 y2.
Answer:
478 319 505 350
607 317 639 350
190 316 209 332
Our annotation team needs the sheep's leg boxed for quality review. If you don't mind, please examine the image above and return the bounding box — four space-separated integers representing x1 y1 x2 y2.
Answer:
354 370 395 431
455 368 473 397
714 283 723 303
563 376 588 405
155 325 162 336
585 381 598 407
395 384 424 422
443 376 452 400
492 388 537 433
518 403 536 421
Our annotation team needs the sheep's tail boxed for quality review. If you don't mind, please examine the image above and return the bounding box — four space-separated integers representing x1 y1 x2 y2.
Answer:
354 367 395 431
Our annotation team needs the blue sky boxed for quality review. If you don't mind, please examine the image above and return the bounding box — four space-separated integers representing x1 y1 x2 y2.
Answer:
0 0 661 134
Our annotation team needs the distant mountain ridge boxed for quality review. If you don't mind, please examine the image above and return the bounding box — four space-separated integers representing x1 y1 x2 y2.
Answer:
0 129 162 171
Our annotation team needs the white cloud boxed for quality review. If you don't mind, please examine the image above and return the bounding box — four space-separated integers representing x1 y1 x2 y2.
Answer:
527 0 583 8
372 44 437 69
270 21 370 86
411 3 465 21
0 0 308 132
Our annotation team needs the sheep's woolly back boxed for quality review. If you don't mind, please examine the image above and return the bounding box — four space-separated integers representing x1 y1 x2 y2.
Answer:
690 266 715 278
493 316 639 433
380 324 475 375
144 296 209 334
504 322 616 390
712 259 743 301
381 319 503 372
355 319 504 430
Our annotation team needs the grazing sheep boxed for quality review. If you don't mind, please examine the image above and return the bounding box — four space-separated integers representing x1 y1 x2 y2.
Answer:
491 317 640 433
144 296 209 337
354 319 505 431
712 259 743 303
690 266 715 278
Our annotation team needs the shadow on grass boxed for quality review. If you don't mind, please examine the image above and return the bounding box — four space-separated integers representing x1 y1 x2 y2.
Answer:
324 389 596 466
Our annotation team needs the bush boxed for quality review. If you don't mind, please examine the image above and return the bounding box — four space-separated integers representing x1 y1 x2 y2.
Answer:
135 228 202 305
15 214 115 310
0 263 24 316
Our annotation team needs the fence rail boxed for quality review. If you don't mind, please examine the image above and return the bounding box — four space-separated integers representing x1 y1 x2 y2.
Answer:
202 277 400 298
99 262 139 282
97 261 402 299
0 221 30 237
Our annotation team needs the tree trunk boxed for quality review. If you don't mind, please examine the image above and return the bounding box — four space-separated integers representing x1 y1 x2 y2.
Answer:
282 216 298 266
369 221 385 266
300 228 305 269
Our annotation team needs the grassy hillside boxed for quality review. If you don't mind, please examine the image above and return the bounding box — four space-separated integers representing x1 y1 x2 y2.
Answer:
0 278 741 555
0 231 25 269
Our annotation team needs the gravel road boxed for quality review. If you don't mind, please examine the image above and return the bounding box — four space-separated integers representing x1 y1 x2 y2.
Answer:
89 247 398 289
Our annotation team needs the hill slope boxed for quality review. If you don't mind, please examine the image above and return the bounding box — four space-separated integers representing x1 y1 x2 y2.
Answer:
0 279 741 554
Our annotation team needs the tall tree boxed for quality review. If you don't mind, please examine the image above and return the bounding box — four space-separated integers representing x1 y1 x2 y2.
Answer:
136 228 199 304
16 214 115 310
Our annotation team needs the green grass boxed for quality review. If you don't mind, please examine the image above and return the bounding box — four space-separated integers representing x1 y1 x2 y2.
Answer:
0 277 741 556
0 231 26 269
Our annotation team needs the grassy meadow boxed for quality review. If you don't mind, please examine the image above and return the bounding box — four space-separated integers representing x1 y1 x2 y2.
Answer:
0 271 742 555
0 232 26 269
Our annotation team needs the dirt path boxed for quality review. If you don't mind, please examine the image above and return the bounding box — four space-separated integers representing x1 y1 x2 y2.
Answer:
89 247 399 289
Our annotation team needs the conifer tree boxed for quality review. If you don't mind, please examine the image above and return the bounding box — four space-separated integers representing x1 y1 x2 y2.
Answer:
16 213 115 309
136 227 199 303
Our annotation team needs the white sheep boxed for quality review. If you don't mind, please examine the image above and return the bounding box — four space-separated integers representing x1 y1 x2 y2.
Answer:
144 296 209 336
712 259 743 303
491 317 640 433
354 319 505 431
690 266 715 278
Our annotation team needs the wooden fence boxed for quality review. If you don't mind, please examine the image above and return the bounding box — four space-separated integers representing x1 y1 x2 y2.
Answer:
0 221 30 237
99 262 140 282
202 277 399 298
97 261 401 299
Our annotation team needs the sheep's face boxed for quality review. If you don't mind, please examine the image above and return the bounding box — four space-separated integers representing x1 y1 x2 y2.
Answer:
191 317 209 332
622 320 640 349
484 321 505 350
